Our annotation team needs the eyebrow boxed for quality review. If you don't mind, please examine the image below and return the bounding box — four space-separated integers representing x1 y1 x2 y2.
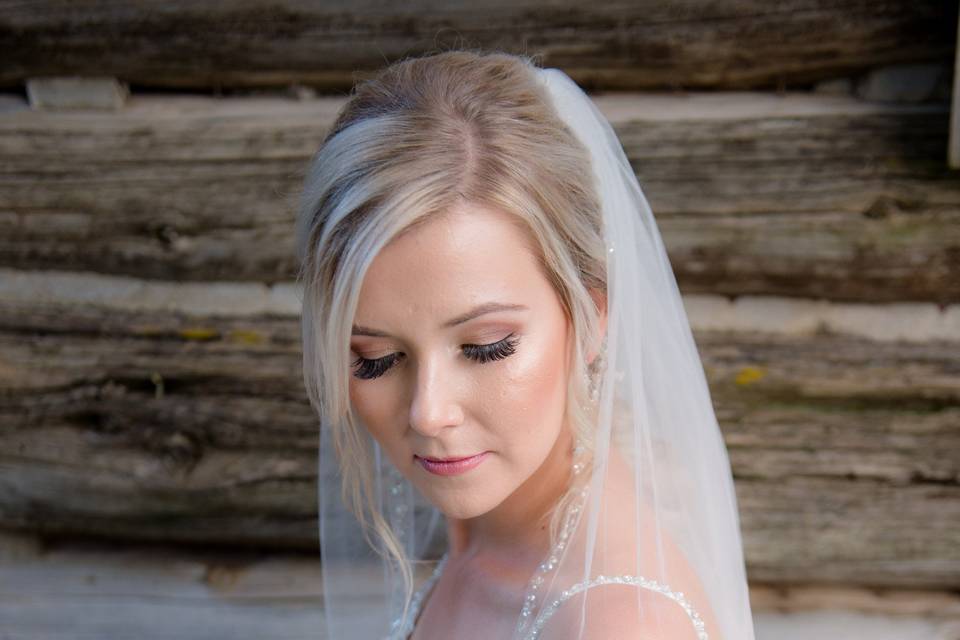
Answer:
351 302 528 337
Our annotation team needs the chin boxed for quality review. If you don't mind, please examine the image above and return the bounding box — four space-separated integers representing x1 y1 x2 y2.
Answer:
436 499 497 521
422 484 507 520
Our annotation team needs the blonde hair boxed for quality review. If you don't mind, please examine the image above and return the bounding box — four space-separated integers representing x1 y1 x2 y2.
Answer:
295 48 608 621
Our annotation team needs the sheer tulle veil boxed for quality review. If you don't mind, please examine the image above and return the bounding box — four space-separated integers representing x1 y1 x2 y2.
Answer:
304 61 757 640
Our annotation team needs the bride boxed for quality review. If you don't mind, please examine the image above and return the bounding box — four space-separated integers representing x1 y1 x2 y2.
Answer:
295 50 756 640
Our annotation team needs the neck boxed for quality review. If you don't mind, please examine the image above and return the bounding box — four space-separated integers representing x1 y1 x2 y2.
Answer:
447 425 575 560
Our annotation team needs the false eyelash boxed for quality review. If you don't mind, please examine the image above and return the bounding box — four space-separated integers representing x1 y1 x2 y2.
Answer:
351 333 521 381
463 333 521 364
351 352 401 380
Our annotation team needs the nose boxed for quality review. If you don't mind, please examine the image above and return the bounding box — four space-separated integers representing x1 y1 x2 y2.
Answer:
408 356 464 438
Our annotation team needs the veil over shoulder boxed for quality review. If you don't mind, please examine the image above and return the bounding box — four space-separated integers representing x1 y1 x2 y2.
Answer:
310 64 757 640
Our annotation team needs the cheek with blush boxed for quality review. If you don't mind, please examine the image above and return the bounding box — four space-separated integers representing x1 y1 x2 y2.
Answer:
489 326 569 463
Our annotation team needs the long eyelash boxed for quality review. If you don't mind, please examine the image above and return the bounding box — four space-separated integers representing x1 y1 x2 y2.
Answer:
463 333 521 364
351 353 401 381
351 334 521 381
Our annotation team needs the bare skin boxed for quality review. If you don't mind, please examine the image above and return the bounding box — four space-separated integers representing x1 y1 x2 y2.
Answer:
410 422 577 640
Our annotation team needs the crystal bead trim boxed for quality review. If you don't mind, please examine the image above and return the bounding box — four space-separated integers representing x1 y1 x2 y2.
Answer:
523 573 709 640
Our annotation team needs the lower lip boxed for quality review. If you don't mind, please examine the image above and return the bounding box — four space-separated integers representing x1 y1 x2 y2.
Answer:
416 452 488 476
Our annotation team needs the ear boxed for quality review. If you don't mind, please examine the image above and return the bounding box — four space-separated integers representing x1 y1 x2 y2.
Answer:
586 287 608 366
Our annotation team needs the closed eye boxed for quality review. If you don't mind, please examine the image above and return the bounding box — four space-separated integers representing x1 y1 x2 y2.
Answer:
351 333 521 381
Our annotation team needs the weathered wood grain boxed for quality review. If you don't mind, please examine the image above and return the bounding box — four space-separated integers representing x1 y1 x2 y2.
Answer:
0 531 330 639
0 0 954 91
1 303 957 586
0 93 956 302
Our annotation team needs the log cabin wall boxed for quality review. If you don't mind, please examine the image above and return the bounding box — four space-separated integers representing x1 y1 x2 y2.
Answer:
1 2 958 638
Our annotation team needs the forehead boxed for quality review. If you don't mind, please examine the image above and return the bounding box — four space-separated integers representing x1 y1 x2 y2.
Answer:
355 203 546 319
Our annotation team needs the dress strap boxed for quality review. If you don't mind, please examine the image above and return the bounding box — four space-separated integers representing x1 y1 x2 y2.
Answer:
524 573 709 640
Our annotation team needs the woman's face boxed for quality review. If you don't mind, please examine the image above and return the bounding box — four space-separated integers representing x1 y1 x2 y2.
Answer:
348 201 573 520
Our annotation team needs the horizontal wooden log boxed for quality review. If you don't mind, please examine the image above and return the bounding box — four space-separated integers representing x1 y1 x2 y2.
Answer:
1 300 957 587
0 0 954 91
0 531 330 639
0 92 957 303
2 531 958 640
2 267 957 341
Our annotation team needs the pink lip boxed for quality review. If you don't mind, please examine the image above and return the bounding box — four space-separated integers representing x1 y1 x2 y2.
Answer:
416 452 488 476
